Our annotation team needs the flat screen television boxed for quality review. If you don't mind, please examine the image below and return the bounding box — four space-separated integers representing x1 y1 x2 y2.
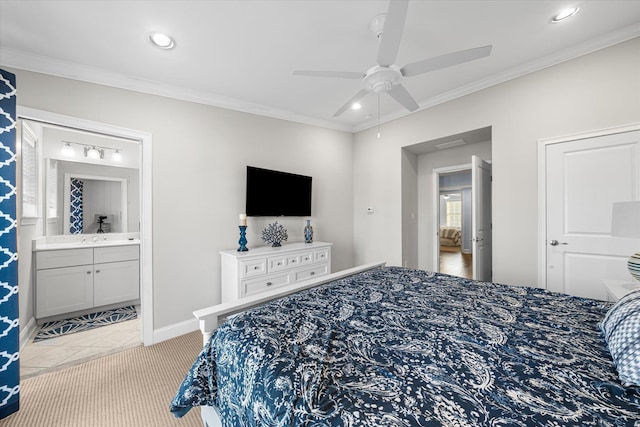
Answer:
246 166 312 216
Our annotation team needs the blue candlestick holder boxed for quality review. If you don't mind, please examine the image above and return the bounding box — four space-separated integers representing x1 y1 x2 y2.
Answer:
238 225 249 252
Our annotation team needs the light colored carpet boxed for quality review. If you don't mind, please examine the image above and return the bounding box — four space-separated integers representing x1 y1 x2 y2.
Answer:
2 331 204 426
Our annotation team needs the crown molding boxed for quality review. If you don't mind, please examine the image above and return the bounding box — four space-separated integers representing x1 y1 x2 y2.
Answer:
0 47 353 133
2 22 638 135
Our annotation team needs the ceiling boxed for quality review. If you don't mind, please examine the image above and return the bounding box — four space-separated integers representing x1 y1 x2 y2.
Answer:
1 1 639 133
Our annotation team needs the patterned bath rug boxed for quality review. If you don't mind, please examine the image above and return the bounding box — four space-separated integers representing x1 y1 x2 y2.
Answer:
34 305 137 342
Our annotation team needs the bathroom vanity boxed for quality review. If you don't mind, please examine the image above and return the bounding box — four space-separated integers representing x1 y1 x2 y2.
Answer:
33 234 140 319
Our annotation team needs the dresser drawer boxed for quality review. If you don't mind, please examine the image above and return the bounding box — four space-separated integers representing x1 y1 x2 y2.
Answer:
36 248 93 269
294 263 328 282
286 254 303 268
314 248 330 263
298 251 313 265
242 272 291 297
268 255 288 272
240 258 267 278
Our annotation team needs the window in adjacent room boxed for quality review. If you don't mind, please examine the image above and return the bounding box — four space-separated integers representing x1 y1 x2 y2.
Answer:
445 197 462 228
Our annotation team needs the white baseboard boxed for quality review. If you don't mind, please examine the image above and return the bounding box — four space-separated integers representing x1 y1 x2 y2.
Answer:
152 318 199 344
20 316 37 351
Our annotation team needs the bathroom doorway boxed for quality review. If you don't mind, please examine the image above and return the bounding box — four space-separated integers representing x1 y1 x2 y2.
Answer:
16 108 152 377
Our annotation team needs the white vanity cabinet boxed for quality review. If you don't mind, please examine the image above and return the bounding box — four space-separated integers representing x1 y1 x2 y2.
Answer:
220 242 332 303
35 248 94 318
35 244 140 319
93 246 140 307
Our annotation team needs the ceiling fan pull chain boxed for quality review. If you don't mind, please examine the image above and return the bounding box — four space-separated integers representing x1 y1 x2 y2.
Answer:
377 92 381 139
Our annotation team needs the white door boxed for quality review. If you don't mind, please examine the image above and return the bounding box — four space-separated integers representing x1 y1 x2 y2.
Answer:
545 130 640 300
472 155 492 281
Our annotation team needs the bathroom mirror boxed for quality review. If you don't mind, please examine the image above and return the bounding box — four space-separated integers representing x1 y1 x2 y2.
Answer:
45 159 140 235
20 118 141 236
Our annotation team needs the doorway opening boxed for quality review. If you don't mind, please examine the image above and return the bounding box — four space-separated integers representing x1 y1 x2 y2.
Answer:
434 168 473 279
16 107 152 378
438 175 472 278
432 156 492 281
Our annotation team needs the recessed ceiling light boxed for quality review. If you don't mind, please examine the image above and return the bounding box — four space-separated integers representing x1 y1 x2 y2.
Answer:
551 7 579 23
351 102 362 110
149 33 175 49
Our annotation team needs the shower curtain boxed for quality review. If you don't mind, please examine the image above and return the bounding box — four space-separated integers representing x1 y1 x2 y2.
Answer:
0 68 19 418
69 178 84 234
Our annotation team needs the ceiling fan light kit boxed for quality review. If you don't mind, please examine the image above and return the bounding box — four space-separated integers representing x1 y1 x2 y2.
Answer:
293 0 492 120
363 65 402 93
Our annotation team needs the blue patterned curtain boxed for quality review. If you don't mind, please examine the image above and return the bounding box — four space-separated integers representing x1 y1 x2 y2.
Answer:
69 178 83 234
0 69 20 418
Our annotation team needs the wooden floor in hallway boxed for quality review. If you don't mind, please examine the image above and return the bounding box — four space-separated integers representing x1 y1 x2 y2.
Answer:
439 247 473 279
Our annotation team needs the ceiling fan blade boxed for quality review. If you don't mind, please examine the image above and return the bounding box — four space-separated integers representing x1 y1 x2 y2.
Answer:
333 89 369 117
376 0 409 66
388 84 419 112
293 70 365 79
401 45 492 77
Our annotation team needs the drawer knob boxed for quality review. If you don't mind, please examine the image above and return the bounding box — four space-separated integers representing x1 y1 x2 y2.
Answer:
266 282 273 286
95 269 100 273
254 266 259 270
310 272 315 276
87 271 92 275
277 262 281 266
291 260 296 263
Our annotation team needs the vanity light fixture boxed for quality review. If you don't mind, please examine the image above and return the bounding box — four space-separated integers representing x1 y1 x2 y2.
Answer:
61 142 75 157
111 149 122 162
149 32 175 49
85 146 104 159
61 140 123 162
551 7 579 23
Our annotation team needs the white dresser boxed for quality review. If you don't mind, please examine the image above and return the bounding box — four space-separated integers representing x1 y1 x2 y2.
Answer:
220 242 332 303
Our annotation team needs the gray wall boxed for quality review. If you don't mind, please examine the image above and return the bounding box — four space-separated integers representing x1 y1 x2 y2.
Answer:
355 37 640 287
9 67 355 332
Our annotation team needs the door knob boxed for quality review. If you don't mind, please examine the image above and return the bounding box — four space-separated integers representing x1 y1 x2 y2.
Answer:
549 240 568 246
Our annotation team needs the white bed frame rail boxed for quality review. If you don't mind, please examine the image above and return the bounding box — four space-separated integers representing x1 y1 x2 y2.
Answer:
193 261 386 346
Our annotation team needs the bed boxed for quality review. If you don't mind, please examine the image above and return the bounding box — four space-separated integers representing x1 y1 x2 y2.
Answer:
171 264 640 426
439 226 462 248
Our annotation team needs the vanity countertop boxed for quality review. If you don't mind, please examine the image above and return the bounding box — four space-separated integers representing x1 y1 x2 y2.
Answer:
33 233 140 251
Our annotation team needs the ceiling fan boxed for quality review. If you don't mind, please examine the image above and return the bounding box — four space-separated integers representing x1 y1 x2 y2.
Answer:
293 0 492 117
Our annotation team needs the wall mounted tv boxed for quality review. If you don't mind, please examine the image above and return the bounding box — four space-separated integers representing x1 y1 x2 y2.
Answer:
246 166 312 216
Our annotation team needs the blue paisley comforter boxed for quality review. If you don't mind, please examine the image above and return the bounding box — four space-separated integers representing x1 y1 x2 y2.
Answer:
171 267 640 426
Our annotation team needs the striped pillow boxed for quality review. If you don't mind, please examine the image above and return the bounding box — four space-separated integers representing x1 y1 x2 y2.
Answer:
601 289 640 386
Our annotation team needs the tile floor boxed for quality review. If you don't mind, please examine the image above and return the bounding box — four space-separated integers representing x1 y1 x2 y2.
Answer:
20 317 142 379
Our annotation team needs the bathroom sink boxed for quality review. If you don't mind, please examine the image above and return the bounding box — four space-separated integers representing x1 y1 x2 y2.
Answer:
32 234 140 251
